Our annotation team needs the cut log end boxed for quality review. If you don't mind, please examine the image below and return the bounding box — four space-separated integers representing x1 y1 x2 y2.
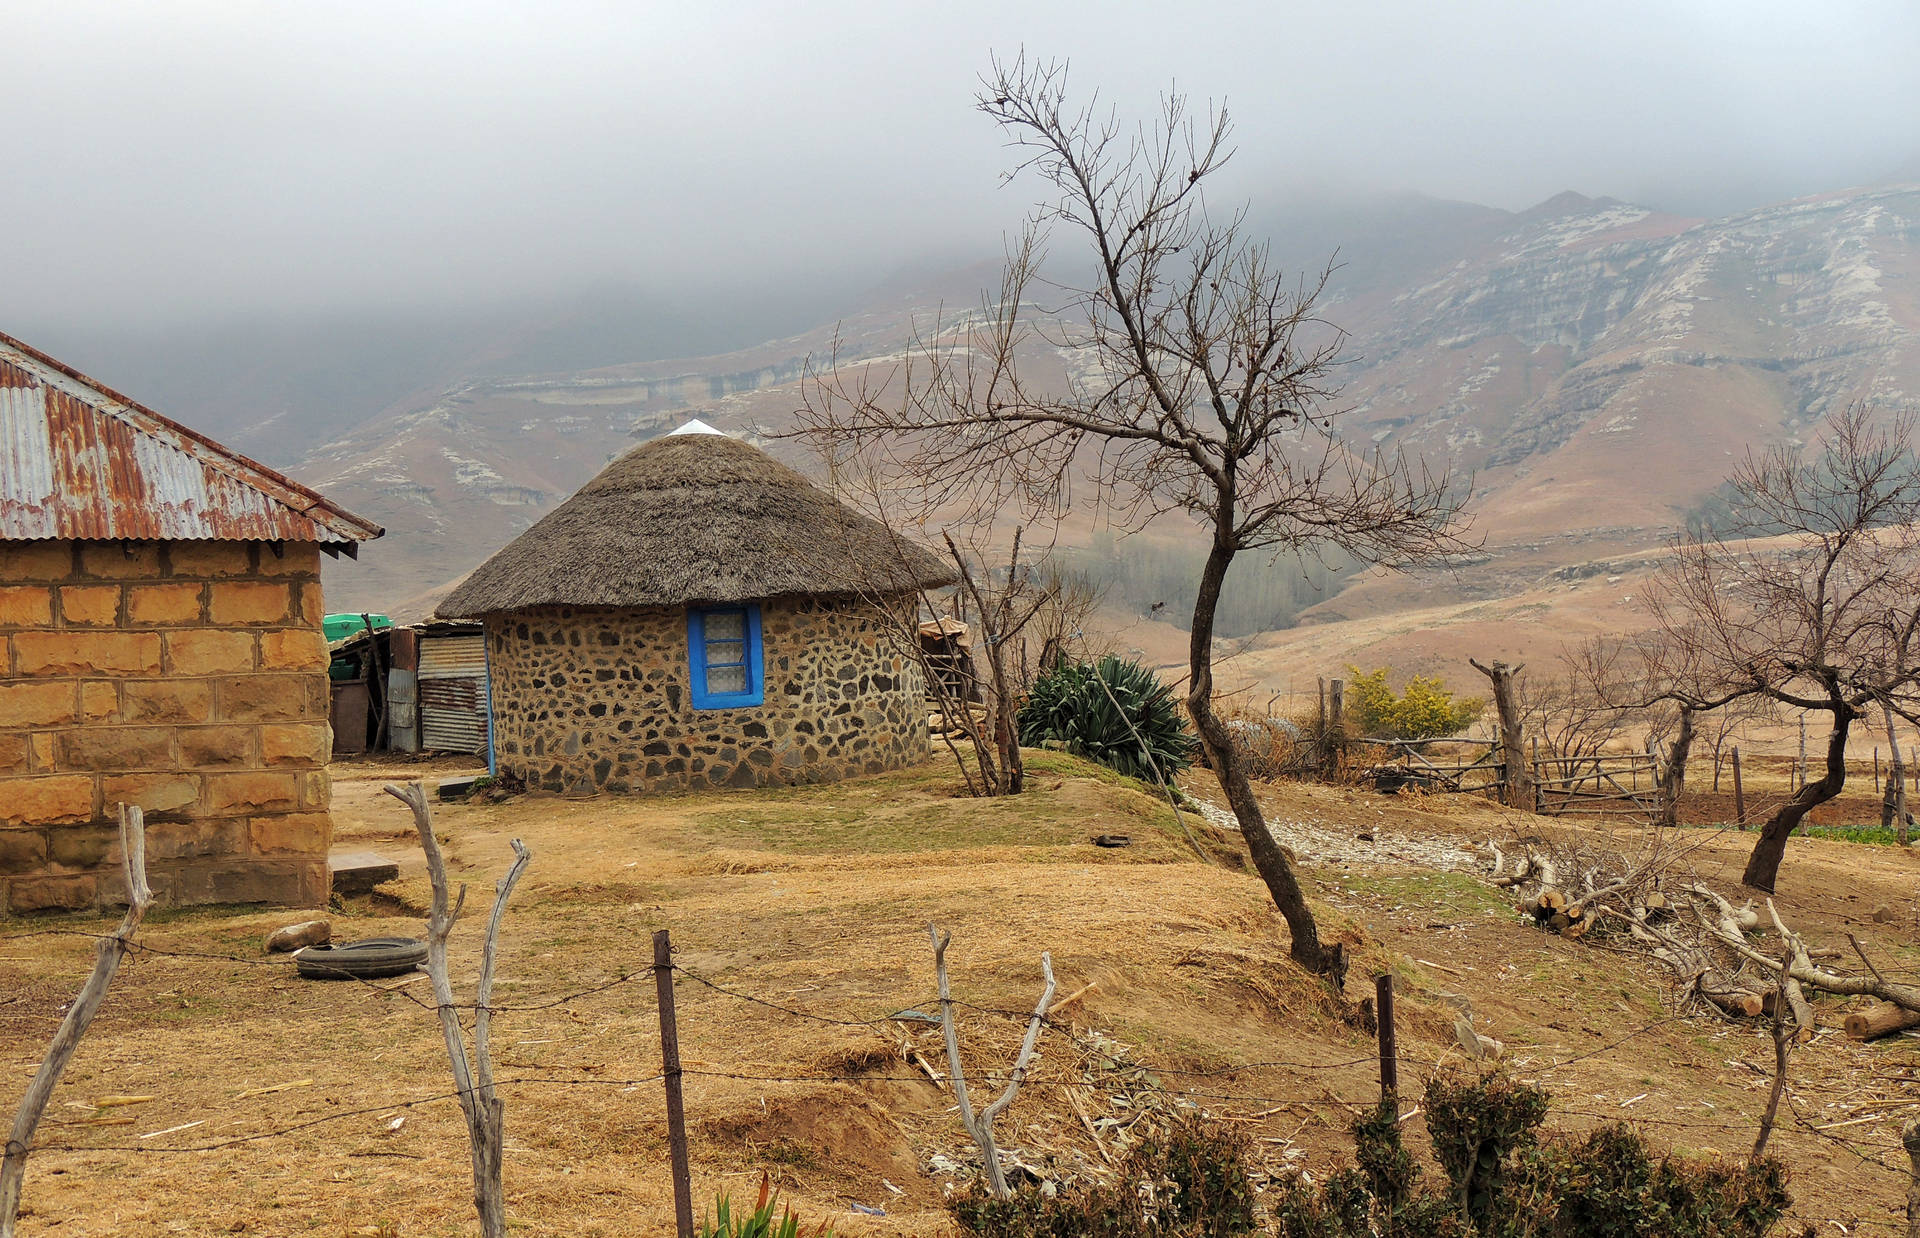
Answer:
1844 1002 1920 1042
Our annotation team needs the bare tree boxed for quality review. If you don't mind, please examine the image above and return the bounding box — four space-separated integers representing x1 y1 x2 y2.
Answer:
386 782 531 1238
796 56 1469 973
1633 405 1920 891
1 806 151 1238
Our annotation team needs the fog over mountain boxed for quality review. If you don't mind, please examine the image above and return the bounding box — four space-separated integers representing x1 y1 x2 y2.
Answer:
4 2 1916 391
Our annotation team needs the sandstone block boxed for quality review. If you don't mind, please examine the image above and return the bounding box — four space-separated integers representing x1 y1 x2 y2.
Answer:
260 628 328 671
256 545 321 578
127 583 205 626
0 734 27 773
207 861 302 906
0 542 74 583
0 775 96 825
0 585 53 627
54 727 173 772
7 874 96 913
13 630 162 677
122 679 215 724
80 681 120 722
57 585 121 627
145 817 245 860
209 582 290 626
249 812 330 855
298 770 331 809
262 723 329 766
296 581 325 623
166 629 256 676
102 772 200 819
164 541 254 579
178 726 254 767
80 542 161 580
48 824 121 871
0 829 46 875
265 918 330 952
219 674 316 723
0 681 77 728
29 733 53 772
204 771 298 814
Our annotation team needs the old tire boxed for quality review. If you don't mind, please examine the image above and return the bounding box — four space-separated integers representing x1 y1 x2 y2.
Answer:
293 936 428 981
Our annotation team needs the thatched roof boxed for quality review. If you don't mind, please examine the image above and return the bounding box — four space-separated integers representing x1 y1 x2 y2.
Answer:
437 430 953 616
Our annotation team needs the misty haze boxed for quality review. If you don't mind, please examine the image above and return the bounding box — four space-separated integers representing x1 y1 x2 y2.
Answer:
2 3 1920 1235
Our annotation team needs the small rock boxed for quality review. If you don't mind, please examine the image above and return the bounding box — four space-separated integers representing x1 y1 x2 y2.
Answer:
1356 831 1376 842
265 920 331 953
1872 904 1897 923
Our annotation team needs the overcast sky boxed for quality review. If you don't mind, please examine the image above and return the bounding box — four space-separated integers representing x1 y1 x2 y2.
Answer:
5 0 1917 331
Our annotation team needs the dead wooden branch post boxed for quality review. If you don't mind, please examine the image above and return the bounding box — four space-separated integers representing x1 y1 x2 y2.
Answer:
386 782 530 1238
653 929 695 1238
1322 677 1345 779
0 805 152 1238
1375 973 1398 1100
1903 1120 1920 1238
1752 946 1795 1164
929 924 1055 1200
1470 658 1534 811
1731 747 1746 828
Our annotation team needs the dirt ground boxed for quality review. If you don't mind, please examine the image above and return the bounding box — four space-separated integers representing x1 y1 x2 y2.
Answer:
2 752 1918 1236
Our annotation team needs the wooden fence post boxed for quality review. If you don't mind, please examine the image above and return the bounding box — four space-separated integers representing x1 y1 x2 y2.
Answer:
1324 678 1345 779
654 930 695 1238
1376 973 1398 1101
1732 747 1746 829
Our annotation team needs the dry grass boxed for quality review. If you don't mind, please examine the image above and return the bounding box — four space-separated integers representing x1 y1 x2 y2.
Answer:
0 753 1916 1235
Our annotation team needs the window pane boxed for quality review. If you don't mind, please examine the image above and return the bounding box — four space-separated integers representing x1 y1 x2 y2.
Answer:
705 611 746 641
704 638 744 665
706 663 748 695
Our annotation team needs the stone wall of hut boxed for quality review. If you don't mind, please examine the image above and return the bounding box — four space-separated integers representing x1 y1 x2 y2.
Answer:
484 596 930 793
0 540 334 914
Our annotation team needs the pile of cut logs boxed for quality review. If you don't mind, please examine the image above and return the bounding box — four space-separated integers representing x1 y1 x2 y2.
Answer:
1479 839 1920 1042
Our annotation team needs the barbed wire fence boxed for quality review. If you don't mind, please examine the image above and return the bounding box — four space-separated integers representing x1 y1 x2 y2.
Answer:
5 921 1919 1236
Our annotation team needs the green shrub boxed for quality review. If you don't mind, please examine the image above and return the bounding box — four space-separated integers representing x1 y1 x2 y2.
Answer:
1346 666 1483 741
698 1176 833 1238
1017 655 1200 782
1272 1073 1802 1238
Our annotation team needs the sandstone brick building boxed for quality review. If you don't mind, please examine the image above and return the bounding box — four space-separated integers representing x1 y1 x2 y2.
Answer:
437 421 952 794
0 332 381 913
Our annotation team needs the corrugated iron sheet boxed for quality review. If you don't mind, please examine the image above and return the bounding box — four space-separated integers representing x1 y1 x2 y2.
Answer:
418 633 489 754
417 634 488 679
0 331 382 544
420 678 488 753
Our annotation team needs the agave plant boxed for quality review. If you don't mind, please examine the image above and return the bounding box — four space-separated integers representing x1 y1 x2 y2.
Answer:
698 1175 833 1238
1017 655 1199 782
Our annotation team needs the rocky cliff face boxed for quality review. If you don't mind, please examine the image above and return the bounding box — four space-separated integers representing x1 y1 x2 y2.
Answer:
302 183 1920 611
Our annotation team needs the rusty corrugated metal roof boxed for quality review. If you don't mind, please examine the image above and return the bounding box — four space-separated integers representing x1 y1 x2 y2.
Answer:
0 330 382 545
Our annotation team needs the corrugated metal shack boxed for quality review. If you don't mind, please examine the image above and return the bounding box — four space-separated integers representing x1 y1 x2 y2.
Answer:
328 620 490 758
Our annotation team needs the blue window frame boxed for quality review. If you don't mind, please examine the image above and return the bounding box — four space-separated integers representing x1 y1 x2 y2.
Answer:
688 605 764 709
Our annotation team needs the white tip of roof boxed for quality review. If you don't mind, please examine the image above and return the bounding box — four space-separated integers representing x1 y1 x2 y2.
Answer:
669 418 728 437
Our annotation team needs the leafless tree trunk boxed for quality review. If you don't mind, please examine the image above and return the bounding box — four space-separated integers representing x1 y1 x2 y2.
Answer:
1656 705 1696 828
1751 948 1794 1164
793 57 1470 973
386 782 531 1238
1882 696 1910 844
1471 659 1533 811
0 806 151 1238
929 924 1055 1200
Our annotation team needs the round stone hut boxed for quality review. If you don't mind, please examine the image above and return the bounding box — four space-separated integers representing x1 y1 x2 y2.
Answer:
436 423 953 793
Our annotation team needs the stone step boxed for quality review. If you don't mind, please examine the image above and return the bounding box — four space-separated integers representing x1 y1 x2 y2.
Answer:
329 849 400 895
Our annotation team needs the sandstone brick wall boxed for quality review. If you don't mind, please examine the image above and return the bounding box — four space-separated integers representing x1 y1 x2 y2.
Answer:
0 540 333 914
485 595 930 793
